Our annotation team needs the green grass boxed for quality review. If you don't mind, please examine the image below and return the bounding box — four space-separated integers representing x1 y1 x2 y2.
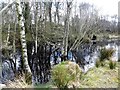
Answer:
34 81 54 89
34 62 119 88
80 62 119 88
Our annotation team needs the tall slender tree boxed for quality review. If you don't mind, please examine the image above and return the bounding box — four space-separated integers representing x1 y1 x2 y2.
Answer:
62 0 73 61
16 0 32 82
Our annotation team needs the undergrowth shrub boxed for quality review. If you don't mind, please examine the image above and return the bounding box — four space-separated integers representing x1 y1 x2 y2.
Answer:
99 48 115 61
101 61 105 66
109 60 116 69
51 61 82 89
95 60 100 68
118 58 120 62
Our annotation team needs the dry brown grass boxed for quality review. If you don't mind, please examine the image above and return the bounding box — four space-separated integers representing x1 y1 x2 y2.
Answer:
5 76 31 88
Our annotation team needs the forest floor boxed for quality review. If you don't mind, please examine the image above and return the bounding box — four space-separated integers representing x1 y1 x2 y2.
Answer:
35 61 119 88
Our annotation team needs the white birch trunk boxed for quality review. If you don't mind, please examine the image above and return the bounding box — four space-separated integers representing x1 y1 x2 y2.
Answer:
35 4 38 54
6 24 10 46
63 1 72 60
13 23 16 54
16 0 31 73
0 12 2 82
35 23 38 54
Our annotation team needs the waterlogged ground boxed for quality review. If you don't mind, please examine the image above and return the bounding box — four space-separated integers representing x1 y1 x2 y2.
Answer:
35 62 119 88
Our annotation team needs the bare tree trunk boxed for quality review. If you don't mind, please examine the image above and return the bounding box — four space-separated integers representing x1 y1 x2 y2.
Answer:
54 1 60 24
56 2 60 24
48 2 52 23
6 24 10 46
16 0 31 74
63 1 72 61
35 3 38 54
13 24 16 54
0 11 2 82
13 21 17 75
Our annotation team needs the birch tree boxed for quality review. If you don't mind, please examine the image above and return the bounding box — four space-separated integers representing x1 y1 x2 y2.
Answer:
16 0 31 76
0 6 2 82
54 1 60 24
6 24 10 46
34 2 39 54
62 0 73 61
